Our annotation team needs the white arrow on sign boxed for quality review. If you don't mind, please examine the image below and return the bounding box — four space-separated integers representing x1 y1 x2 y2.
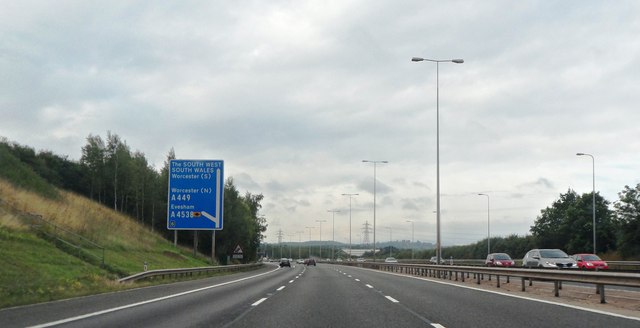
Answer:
201 168 221 228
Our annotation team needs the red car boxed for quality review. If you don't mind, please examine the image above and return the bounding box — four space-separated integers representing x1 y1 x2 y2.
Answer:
572 254 608 270
485 253 515 267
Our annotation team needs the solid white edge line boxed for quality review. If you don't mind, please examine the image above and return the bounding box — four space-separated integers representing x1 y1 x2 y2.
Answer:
27 266 281 328
353 266 640 322
277 286 285 291
385 296 399 303
251 298 268 306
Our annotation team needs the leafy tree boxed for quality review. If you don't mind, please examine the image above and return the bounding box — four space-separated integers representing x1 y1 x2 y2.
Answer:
530 189 616 254
614 184 640 259
81 134 106 203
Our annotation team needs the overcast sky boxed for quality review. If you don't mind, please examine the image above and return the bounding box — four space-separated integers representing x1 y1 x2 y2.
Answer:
2 1 639 246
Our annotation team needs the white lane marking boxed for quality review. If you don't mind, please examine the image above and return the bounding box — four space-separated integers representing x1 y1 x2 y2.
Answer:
289 280 295 283
27 266 281 328
352 266 640 322
252 298 268 306
432 324 446 328
355 279 360 282
385 296 399 303
348 275 352 278
277 286 286 291
365 284 374 289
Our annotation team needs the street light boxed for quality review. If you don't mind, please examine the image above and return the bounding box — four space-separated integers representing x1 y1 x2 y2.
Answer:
412 56 463 265
296 231 303 259
477 193 490 256
577 152 596 254
362 160 388 262
406 219 414 260
386 226 392 257
305 226 315 257
328 209 340 260
342 193 359 259
316 219 327 259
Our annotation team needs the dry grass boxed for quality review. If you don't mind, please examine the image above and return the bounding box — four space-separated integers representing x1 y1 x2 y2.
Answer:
0 179 156 249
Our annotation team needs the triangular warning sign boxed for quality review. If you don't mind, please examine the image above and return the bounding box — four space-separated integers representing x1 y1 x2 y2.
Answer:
233 245 243 254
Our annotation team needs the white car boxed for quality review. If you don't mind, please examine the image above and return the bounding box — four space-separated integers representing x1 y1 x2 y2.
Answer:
384 257 398 263
429 256 445 264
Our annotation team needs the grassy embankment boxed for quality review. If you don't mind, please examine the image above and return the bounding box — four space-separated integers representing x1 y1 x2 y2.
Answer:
0 177 212 309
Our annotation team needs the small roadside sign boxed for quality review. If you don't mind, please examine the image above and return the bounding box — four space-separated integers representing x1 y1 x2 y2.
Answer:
233 244 243 259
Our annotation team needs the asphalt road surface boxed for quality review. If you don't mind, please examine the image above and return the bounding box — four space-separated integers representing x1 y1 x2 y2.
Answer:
1 263 638 328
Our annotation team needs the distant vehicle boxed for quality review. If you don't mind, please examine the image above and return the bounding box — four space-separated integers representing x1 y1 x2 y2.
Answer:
384 257 398 263
429 256 445 264
279 258 291 267
336 258 343 262
304 258 316 266
296 259 305 264
522 249 577 269
572 253 609 270
356 258 366 262
485 253 515 267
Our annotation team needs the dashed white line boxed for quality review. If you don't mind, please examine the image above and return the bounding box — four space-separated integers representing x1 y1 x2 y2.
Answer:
365 284 374 289
252 298 268 306
355 279 360 282
27 266 281 328
289 280 294 283
431 324 446 328
277 286 286 291
385 296 399 303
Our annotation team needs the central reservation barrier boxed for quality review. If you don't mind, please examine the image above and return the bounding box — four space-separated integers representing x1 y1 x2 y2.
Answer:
337 262 640 304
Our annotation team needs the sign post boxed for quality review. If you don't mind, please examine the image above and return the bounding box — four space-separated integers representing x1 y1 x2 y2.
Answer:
167 159 224 230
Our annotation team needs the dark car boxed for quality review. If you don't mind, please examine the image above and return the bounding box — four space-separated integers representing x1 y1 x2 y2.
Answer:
304 258 316 266
485 253 515 267
572 253 609 270
279 258 291 267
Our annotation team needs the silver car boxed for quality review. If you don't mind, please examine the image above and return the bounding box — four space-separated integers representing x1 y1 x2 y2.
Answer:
522 249 577 269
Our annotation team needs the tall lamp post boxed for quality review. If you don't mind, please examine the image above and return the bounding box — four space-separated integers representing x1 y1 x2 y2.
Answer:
412 56 463 264
316 219 326 259
305 226 315 257
328 209 340 260
386 226 392 257
362 160 388 262
296 231 303 259
342 193 359 259
477 193 490 256
406 219 414 260
577 152 596 254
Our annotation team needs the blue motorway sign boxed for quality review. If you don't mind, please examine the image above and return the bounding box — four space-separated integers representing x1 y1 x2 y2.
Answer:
167 159 224 230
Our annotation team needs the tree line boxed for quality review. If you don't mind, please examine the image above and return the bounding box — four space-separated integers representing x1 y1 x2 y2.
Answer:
0 133 267 263
2 133 638 260
420 187 639 260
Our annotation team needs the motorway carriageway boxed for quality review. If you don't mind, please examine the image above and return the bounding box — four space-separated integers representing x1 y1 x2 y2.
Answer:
1 263 639 328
